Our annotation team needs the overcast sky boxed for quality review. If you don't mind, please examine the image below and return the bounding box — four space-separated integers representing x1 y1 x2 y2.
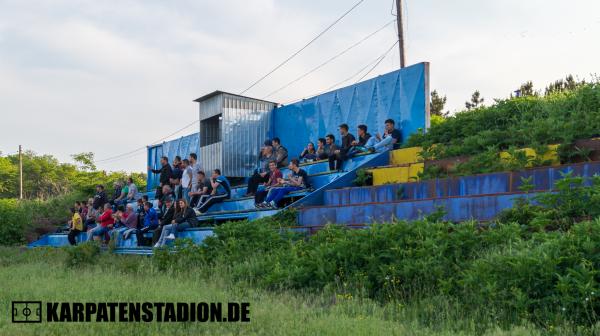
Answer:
1 0 599 172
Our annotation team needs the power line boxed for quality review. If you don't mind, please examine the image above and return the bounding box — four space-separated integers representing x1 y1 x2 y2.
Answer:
283 40 400 105
95 120 199 164
262 19 396 100
239 0 365 95
355 40 398 82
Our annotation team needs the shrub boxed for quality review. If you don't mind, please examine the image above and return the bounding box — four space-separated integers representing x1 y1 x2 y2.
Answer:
63 241 101 268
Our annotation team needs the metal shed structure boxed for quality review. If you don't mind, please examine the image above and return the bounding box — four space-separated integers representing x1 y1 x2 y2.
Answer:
194 91 277 177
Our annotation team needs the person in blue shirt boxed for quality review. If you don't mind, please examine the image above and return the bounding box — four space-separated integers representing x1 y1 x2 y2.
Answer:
136 201 159 246
196 169 231 214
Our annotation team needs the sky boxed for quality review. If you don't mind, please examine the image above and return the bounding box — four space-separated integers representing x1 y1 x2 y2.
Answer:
1 0 599 172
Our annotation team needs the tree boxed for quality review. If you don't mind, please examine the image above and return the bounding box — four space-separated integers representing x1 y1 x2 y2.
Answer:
545 74 585 96
430 90 448 117
514 81 536 97
72 152 96 171
465 90 484 110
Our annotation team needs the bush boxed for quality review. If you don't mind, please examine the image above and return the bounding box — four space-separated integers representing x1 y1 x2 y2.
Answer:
63 241 101 268
0 199 29 245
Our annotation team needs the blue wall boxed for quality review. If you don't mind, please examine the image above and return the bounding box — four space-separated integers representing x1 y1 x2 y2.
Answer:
271 62 429 159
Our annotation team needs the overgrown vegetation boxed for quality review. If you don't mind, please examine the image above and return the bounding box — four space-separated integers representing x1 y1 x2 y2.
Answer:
409 79 600 177
146 175 600 333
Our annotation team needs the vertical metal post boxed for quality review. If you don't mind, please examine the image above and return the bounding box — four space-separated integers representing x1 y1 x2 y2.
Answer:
19 145 23 199
396 0 406 68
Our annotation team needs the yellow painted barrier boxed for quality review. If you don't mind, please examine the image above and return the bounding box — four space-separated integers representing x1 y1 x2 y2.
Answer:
499 145 560 167
390 147 423 165
370 162 424 185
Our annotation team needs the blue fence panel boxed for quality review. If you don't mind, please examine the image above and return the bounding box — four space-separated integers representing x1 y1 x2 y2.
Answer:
272 62 429 159
146 133 200 191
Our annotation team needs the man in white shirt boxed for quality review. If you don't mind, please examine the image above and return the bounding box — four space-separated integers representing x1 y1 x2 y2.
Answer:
180 159 193 204
189 153 201 192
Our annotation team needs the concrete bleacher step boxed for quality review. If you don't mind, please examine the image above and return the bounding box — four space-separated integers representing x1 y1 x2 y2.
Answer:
324 161 600 207
299 190 540 226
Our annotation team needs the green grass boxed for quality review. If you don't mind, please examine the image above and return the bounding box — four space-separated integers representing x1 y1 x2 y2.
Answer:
0 247 567 336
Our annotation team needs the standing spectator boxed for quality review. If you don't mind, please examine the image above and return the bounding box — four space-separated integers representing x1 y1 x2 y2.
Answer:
196 169 231 214
126 177 138 202
148 156 173 200
189 171 212 208
87 203 114 242
171 156 183 200
300 142 318 162
92 185 107 210
151 197 176 246
67 207 83 245
137 201 159 246
329 124 356 171
188 153 201 192
155 199 198 248
180 159 193 203
245 145 275 196
370 119 402 152
262 159 310 208
316 138 328 160
255 160 283 207
272 137 289 168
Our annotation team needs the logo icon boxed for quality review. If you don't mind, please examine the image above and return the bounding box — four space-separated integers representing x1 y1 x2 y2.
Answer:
12 301 42 323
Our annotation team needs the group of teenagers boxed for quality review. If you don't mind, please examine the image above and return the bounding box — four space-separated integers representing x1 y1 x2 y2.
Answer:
66 118 402 247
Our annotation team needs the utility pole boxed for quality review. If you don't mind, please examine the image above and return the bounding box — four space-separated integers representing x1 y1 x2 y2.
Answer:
395 0 406 68
19 145 23 200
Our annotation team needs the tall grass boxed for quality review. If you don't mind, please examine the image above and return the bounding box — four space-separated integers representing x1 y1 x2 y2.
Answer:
0 247 553 336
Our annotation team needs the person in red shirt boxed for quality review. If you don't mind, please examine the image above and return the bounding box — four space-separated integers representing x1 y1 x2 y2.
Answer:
87 203 115 242
254 160 283 207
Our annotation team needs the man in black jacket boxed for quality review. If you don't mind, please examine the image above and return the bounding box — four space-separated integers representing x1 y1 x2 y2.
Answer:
152 197 175 246
329 123 356 171
92 185 107 210
148 156 173 200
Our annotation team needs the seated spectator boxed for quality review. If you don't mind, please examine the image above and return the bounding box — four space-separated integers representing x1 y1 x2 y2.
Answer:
196 169 231 214
255 160 283 207
112 206 127 228
261 159 309 209
116 204 138 242
92 184 107 210
300 142 318 162
84 198 97 230
136 201 159 246
180 159 193 203
171 175 182 201
245 144 275 196
135 198 145 229
369 118 402 152
329 124 356 171
316 138 329 160
114 181 129 208
151 197 176 246
148 156 173 200
161 184 174 204
110 181 123 206
87 203 114 243
126 177 138 202
189 171 212 208
68 207 83 246
347 124 375 157
80 200 88 220
155 199 198 248
272 137 289 168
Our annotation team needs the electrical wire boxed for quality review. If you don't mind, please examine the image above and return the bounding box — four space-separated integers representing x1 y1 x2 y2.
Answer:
239 0 366 95
355 40 398 83
95 120 199 164
282 40 399 105
262 19 396 100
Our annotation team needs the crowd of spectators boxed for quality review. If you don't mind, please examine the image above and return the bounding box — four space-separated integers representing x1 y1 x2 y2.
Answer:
66 119 402 247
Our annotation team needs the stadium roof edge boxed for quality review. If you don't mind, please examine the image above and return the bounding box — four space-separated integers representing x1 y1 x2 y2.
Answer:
193 90 279 105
